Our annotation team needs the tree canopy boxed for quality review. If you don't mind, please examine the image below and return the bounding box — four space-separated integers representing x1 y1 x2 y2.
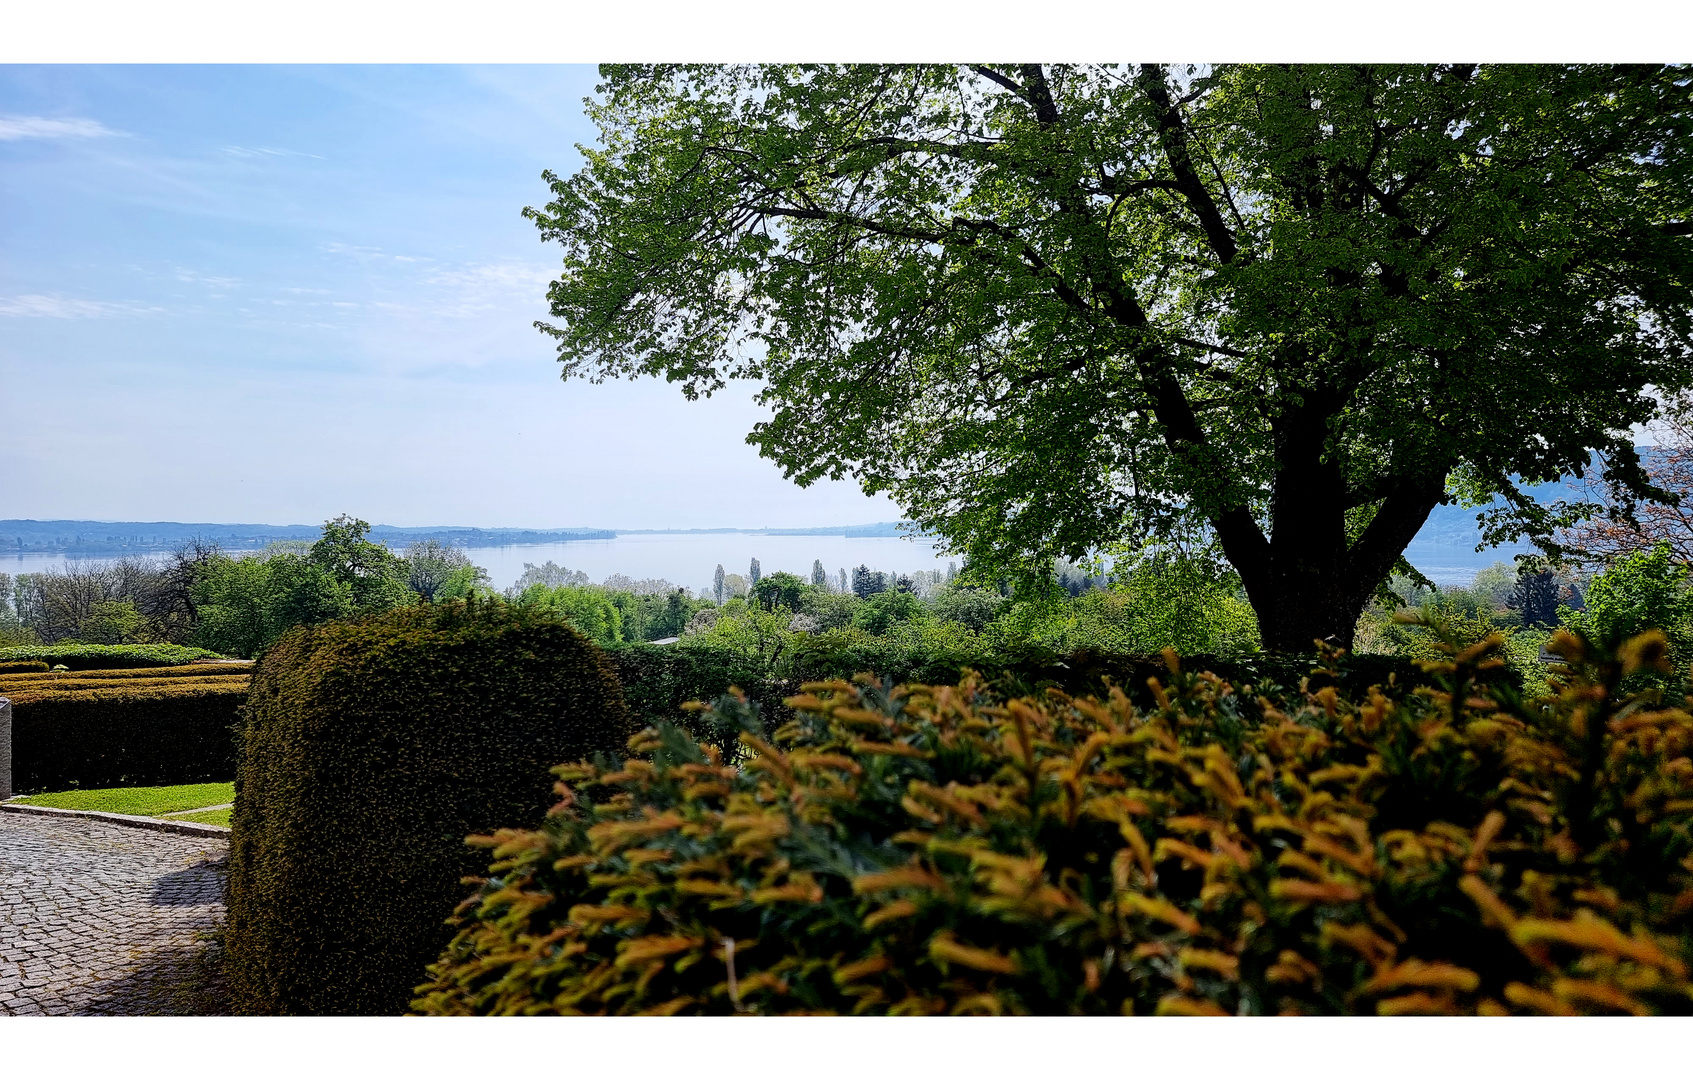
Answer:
531 64 1693 649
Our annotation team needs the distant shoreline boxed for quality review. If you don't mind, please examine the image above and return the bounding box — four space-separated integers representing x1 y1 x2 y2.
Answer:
0 519 918 556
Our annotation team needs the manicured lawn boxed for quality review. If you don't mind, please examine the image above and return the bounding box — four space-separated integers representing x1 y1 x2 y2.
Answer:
170 808 232 827
10 782 234 818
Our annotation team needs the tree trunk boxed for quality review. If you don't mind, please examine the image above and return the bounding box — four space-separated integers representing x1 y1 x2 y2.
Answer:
1212 400 1449 654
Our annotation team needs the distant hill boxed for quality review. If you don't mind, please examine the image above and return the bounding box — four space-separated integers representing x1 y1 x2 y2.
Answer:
0 520 614 555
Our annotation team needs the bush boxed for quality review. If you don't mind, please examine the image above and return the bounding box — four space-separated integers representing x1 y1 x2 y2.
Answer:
416 622 1693 1016
1563 544 1693 670
852 590 926 635
0 662 251 686
608 628 1445 751
2 675 249 697
6 681 246 793
928 587 1005 631
511 583 625 647
225 597 636 1016
0 643 228 670
0 660 48 674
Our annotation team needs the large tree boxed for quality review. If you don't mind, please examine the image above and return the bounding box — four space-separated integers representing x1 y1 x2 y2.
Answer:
531 64 1693 650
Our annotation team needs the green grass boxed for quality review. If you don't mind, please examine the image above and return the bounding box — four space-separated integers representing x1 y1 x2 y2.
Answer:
169 807 232 827
10 781 234 817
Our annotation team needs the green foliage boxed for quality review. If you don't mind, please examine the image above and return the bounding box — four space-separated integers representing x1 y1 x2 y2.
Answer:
852 589 925 635
528 64 1693 649
404 539 493 602
751 571 808 612
309 514 411 611
1562 544 1693 667
192 551 352 659
608 588 710 643
0 643 228 670
513 583 625 648
928 587 1006 632
991 562 1260 657
224 597 635 1016
191 518 424 658
418 627 1693 1016
74 599 155 645
795 589 858 630
4 679 246 794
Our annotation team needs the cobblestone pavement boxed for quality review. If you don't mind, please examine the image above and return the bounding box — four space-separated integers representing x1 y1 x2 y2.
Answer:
1 813 228 1015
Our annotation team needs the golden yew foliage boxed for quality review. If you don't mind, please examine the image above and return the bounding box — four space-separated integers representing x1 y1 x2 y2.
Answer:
414 625 1693 1016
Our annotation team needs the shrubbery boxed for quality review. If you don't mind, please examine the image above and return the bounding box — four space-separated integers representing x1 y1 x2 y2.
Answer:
416 622 1693 1016
4 679 247 793
0 660 48 674
225 597 636 1016
0 662 251 686
0 643 228 669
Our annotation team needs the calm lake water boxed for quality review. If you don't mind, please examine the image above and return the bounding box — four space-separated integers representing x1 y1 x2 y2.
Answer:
0 531 1528 593
0 532 958 596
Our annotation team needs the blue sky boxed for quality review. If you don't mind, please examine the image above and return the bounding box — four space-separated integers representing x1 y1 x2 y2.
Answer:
0 65 904 529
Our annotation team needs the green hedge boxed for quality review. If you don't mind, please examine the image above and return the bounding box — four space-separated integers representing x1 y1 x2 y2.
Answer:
3 675 250 698
6 682 245 793
0 643 229 670
418 627 1693 1016
0 660 48 674
606 638 1450 746
0 662 252 688
225 597 636 1016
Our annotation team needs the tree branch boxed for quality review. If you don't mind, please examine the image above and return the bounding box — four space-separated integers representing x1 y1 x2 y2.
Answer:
1135 65 1239 265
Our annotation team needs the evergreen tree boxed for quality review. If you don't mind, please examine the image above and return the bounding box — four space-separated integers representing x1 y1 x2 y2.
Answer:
713 564 725 605
852 565 888 599
1510 568 1562 629
812 559 827 588
839 568 848 594
749 558 762 586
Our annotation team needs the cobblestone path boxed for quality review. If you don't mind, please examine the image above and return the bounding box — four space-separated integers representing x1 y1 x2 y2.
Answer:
1 813 228 1015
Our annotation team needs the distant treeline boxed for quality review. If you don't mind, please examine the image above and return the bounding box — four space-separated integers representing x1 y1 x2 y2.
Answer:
0 519 615 555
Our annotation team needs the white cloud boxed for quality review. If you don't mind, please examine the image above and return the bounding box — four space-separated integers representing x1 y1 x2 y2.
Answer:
0 116 122 141
0 294 165 319
173 267 241 289
221 145 325 160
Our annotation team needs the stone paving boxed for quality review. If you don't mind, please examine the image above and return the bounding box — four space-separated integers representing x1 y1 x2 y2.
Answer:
1 813 228 1015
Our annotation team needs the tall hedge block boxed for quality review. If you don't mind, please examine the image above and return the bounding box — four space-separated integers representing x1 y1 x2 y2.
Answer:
5 681 246 793
225 598 635 1016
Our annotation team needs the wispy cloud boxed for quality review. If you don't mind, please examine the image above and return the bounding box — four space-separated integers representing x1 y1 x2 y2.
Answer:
321 241 428 264
173 267 241 290
221 145 325 160
0 116 123 141
425 262 556 318
0 294 165 319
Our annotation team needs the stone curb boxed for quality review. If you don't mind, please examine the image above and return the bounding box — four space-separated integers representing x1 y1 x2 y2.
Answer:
0 800 230 837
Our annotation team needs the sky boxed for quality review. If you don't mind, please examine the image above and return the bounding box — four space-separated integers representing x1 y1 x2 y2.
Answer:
0 65 906 529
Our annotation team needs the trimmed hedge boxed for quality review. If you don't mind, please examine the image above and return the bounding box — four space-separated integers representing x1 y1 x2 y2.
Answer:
2 675 250 699
0 660 49 674
0 663 253 688
0 644 229 670
7 681 245 793
225 597 637 1016
606 638 1450 748
417 626 1693 1016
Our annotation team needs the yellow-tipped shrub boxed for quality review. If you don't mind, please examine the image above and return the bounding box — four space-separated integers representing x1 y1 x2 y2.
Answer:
415 621 1693 1016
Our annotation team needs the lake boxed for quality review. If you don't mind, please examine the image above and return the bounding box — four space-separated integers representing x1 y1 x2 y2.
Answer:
0 531 1529 593
0 532 961 596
